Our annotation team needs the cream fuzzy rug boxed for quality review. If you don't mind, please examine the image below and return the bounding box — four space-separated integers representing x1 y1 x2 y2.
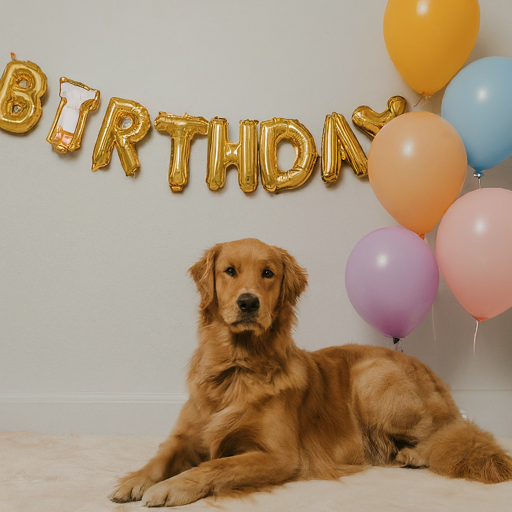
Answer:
1 432 511 512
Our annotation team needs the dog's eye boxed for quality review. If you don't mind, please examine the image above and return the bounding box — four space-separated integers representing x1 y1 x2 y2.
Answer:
225 267 237 277
262 268 274 279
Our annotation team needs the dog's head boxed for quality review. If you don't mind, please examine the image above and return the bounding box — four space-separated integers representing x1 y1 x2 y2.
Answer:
189 238 307 335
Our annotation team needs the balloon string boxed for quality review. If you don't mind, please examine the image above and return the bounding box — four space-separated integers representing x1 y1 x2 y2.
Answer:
413 95 431 109
431 305 437 346
478 176 481 189
473 319 479 356
393 337 403 353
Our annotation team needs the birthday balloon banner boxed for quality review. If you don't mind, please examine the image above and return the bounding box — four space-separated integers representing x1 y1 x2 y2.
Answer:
0 56 408 193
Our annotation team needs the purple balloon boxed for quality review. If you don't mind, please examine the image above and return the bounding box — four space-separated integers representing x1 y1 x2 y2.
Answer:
345 227 439 339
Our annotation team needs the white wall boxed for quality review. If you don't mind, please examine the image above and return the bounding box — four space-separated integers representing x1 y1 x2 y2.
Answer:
1 0 511 437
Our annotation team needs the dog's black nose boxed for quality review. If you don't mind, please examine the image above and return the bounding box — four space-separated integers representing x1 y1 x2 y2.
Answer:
237 293 260 313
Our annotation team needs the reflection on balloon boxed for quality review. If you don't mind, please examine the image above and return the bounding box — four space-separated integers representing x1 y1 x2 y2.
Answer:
345 226 439 340
154 112 208 192
0 58 47 133
207 117 258 193
352 96 407 139
383 0 480 97
260 118 317 192
92 97 151 177
47 77 100 153
441 57 512 176
368 111 467 236
321 112 367 182
437 188 512 322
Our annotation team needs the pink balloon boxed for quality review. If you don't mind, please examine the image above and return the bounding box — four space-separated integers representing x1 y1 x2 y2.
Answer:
437 188 512 321
345 227 439 339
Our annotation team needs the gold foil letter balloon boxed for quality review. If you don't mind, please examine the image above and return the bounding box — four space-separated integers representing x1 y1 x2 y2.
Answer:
0 57 47 133
92 97 151 177
321 112 367 182
47 78 100 153
154 112 208 192
259 118 317 193
206 117 258 193
352 96 407 139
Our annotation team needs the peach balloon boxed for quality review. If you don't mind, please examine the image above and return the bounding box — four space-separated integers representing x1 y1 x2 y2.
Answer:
384 0 480 97
368 112 467 236
436 188 512 322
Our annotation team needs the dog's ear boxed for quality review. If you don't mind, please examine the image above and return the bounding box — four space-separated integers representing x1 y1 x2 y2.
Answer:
279 248 308 306
189 244 222 309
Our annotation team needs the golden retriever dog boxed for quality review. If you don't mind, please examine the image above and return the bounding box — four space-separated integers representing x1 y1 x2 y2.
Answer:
110 238 512 507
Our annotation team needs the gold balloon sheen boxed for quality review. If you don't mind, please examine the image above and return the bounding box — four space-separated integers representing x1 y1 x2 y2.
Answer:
0 58 409 197
0 58 47 133
154 112 208 192
259 118 318 192
352 96 407 139
207 117 259 193
47 77 100 153
322 96 407 183
92 97 151 177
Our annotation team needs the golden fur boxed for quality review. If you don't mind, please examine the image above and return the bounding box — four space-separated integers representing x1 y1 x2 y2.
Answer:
110 238 512 507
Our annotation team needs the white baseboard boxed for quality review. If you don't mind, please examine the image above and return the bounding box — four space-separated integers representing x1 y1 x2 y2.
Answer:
0 393 188 436
1 391 511 437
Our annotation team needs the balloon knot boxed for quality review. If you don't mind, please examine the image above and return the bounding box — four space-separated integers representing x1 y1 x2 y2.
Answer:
10 52 15 60
393 338 403 353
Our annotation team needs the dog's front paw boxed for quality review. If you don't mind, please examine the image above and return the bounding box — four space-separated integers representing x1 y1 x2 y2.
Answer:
143 472 208 507
109 471 156 503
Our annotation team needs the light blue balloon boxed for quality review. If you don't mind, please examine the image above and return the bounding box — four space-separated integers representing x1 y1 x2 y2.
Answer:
441 57 512 176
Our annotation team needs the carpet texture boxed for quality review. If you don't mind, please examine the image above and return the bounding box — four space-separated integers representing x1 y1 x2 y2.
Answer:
1 432 511 512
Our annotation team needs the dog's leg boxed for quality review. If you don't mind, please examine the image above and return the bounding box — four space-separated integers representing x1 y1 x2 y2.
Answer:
142 451 297 507
110 400 206 503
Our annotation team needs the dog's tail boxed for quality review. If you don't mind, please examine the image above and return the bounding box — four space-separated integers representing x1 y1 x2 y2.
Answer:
426 420 512 484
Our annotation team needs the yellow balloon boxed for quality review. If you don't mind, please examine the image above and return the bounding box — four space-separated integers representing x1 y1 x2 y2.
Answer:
384 0 480 97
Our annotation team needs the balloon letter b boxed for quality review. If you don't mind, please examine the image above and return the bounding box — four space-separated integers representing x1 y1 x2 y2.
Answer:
0 58 47 133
